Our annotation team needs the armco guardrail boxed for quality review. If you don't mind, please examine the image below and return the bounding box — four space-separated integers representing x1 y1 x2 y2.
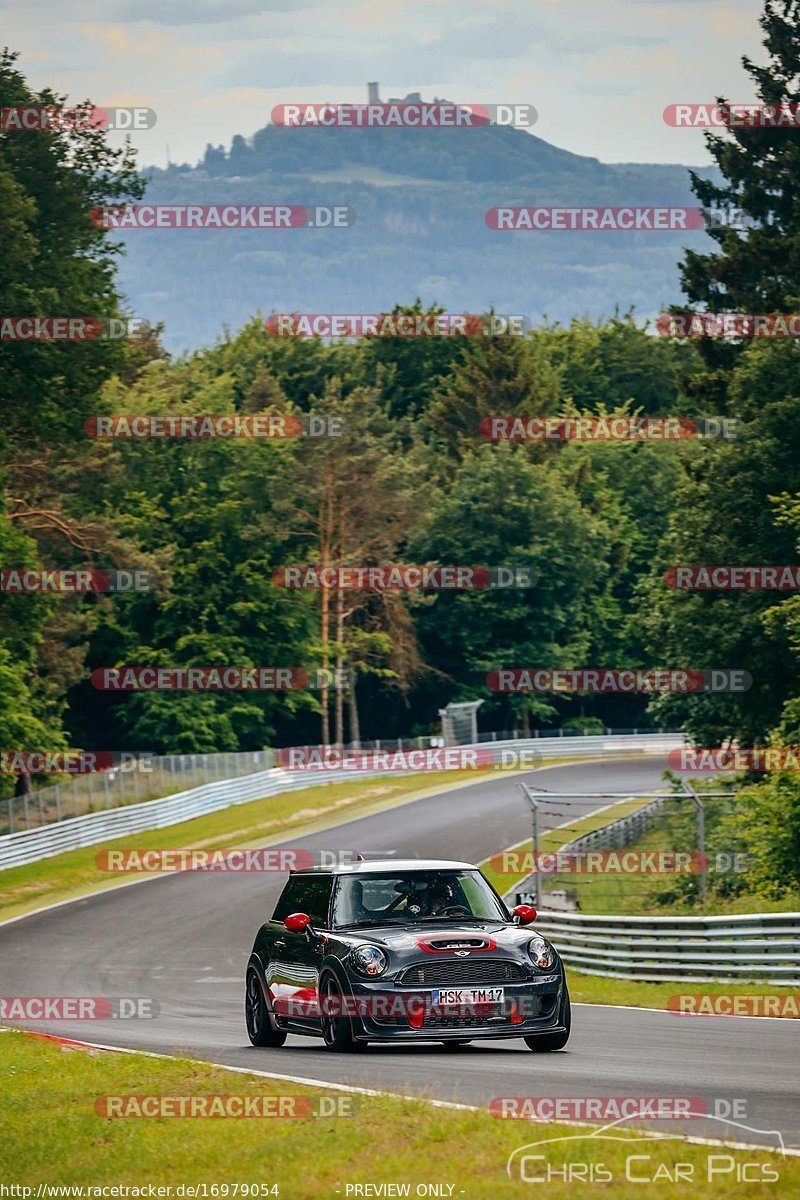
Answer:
500 783 799 984
528 910 800 985
1 727 677 835
0 732 683 872
1 750 285 836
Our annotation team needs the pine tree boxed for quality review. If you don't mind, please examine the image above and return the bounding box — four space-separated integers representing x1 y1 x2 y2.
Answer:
678 1 800 398
425 332 558 462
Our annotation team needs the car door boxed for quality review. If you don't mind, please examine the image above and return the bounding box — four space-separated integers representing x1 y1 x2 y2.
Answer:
266 874 333 1029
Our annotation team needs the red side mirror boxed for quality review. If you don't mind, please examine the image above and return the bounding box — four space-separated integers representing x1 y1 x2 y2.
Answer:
284 912 312 933
512 904 537 926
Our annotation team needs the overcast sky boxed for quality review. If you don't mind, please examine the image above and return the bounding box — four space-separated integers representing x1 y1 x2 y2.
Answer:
4 0 767 168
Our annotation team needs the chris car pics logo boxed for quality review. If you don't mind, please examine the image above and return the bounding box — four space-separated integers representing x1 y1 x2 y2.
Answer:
506 1115 785 1183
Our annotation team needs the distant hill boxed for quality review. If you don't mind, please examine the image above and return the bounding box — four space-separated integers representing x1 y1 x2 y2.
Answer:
120 123 718 353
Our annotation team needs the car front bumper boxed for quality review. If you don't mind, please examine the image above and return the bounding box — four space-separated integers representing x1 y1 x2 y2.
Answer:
346 973 566 1042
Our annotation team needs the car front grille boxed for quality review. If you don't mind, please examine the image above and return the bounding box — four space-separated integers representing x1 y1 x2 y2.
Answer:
396 958 528 987
423 1012 507 1029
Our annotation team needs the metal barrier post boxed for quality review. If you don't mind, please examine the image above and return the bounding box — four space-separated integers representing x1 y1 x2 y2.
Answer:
683 781 706 906
519 783 541 907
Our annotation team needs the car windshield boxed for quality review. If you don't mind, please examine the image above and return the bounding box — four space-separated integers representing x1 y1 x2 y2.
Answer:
332 870 508 927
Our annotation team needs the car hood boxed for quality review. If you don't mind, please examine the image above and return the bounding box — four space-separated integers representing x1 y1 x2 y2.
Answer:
333 923 543 953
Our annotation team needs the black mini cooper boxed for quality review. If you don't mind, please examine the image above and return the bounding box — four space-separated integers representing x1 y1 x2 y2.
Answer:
245 858 570 1052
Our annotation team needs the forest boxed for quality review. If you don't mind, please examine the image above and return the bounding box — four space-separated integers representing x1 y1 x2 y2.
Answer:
2 5 800 900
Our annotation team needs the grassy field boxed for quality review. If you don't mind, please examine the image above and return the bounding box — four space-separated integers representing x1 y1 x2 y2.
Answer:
2 1029 795 1198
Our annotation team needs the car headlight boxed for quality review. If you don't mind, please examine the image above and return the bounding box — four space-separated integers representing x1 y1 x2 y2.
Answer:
527 937 555 970
351 945 388 977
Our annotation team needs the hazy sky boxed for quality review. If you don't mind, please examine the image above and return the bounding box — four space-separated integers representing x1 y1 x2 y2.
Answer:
4 0 767 168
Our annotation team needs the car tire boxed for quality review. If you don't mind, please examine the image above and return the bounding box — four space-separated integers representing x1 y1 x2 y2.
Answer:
524 985 571 1052
320 973 361 1052
245 966 287 1047
442 1040 471 1050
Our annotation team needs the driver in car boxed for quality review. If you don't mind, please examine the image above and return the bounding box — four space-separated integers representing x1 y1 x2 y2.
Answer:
427 877 458 916
384 876 465 920
394 876 460 917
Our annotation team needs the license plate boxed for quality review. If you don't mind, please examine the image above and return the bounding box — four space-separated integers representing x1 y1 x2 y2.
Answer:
431 987 505 1006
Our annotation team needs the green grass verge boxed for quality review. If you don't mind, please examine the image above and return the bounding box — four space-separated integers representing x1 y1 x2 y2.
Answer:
2 1030 794 1197
0 769 492 922
541 815 800 918
480 795 649 896
566 969 799 1013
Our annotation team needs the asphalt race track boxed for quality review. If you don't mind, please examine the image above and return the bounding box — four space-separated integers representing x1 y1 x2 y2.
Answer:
1 757 798 1151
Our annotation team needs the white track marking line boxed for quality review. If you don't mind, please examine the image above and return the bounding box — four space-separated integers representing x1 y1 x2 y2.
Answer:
482 787 665 860
3 1026 797 1157
573 1000 798 1022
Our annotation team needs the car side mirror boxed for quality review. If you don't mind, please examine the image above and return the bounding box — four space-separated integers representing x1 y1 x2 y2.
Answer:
284 912 312 933
512 904 537 926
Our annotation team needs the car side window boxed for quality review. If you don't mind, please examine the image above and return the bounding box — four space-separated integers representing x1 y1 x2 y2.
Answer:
272 874 333 927
302 876 333 926
272 876 307 923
